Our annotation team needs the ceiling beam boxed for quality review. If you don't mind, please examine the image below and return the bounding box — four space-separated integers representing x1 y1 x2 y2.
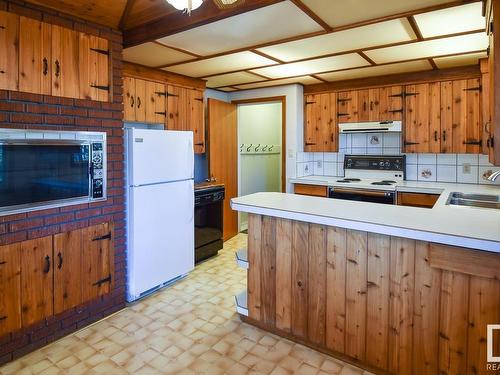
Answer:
407 15 439 69
288 0 332 31
124 0 286 47
119 0 136 30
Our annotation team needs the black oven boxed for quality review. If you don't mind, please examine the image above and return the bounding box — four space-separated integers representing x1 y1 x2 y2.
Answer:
0 129 106 215
194 185 224 263
329 187 395 205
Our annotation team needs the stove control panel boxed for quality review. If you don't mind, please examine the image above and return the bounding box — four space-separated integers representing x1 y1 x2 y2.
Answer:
344 155 405 172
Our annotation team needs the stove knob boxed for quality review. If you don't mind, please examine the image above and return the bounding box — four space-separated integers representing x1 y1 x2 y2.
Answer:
385 161 391 168
379 161 384 168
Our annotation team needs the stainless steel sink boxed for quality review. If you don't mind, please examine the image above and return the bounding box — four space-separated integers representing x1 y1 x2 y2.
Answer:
447 192 500 209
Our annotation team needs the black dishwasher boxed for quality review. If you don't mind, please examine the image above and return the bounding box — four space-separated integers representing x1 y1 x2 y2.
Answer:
194 185 224 263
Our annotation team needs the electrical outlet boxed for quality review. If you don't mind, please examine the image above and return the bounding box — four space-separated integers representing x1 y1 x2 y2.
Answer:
317 160 322 168
462 163 471 174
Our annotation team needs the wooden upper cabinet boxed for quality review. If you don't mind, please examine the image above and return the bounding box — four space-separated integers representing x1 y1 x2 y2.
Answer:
379 86 403 121
52 25 79 99
167 84 188 131
0 11 19 91
0 243 21 337
441 79 482 154
145 81 166 125
79 34 109 101
19 17 51 95
20 237 53 327
189 89 205 153
304 93 337 152
337 91 358 123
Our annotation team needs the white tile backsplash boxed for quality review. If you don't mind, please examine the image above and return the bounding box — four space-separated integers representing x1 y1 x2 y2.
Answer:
298 142 494 184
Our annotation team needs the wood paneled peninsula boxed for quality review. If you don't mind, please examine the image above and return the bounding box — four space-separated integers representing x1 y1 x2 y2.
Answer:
231 191 500 375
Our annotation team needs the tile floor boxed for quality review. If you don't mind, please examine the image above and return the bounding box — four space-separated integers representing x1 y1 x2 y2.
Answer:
0 234 369 375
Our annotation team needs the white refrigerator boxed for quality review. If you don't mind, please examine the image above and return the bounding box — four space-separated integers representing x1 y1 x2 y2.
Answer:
125 128 194 302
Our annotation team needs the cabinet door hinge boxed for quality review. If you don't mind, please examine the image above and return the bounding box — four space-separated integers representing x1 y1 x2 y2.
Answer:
388 109 403 113
404 141 420 146
403 92 419 97
92 232 112 241
388 93 405 98
337 112 350 117
194 98 203 102
155 111 167 116
93 274 112 287
166 93 179 98
155 91 167 97
90 84 110 92
305 101 316 105
463 139 482 146
90 48 110 56
337 98 352 103
463 86 482 92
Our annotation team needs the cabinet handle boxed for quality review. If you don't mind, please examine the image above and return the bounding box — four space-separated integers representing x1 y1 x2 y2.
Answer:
0 261 6 265
331 133 334 142
57 252 63 269
370 101 373 111
434 131 438 142
0 316 6 321
363 102 367 111
43 255 50 274
0 70 5 74
442 130 446 142
54 60 60 77
43 58 48 76
130 96 134 108
92 232 112 241
137 96 141 109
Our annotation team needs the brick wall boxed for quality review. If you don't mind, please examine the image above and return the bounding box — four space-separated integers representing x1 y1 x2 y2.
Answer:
0 0 125 365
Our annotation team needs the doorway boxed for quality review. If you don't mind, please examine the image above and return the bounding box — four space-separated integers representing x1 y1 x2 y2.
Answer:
236 100 284 232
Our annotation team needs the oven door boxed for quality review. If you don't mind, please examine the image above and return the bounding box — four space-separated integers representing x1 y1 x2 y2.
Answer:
0 141 92 213
329 187 395 205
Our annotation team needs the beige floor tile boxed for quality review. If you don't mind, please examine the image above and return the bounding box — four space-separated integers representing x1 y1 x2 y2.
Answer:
0 234 364 375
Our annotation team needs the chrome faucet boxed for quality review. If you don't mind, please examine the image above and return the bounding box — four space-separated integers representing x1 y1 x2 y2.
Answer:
487 170 500 182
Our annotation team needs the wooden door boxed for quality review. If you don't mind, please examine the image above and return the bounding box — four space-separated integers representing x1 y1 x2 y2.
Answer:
53 230 83 314
82 223 114 302
0 11 19 91
124 77 136 121
20 237 53 327
79 33 109 101
404 84 430 153
368 88 380 121
52 25 79 98
0 243 21 336
380 86 403 121
135 78 146 123
337 91 358 123
357 89 370 121
167 85 188 130
208 98 238 240
188 89 205 153
19 17 51 95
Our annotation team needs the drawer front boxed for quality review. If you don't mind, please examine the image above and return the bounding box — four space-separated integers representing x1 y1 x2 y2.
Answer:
294 184 328 197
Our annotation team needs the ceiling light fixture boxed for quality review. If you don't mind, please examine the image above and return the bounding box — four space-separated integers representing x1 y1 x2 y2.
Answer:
166 0 203 14
213 0 245 9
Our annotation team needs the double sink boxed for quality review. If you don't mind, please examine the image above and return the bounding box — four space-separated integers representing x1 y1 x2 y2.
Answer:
447 192 500 209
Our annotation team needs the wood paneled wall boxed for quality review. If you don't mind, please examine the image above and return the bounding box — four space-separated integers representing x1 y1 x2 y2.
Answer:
245 214 500 375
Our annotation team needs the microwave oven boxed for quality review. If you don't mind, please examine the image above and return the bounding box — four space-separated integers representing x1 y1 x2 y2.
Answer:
0 128 107 215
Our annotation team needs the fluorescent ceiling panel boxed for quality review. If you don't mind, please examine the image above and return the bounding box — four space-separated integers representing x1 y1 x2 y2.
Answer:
414 3 485 38
433 51 487 69
364 33 489 64
257 19 416 62
316 60 432 82
123 42 195 67
205 72 263 88
251 53 369 79
163 52 276 78
235 76 322 90
300 0 454 28
157 2 322 56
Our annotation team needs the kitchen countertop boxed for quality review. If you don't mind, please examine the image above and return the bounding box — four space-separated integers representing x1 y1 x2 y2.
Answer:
231 179 500 253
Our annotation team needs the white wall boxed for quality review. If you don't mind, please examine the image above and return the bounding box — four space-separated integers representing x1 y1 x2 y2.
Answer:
229 85 304 193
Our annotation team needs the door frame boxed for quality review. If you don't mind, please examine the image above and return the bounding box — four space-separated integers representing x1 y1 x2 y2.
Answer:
231 96 287 193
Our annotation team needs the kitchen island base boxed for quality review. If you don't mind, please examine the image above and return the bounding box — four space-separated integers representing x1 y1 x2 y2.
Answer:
242 213 500 375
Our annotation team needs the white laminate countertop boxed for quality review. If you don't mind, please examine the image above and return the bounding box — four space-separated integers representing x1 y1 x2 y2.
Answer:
231 179 500 253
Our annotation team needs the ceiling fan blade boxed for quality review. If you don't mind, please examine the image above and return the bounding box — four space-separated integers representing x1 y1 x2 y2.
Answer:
212 0 246 9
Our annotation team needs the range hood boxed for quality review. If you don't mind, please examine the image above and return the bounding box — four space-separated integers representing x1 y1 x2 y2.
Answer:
339 121 402 133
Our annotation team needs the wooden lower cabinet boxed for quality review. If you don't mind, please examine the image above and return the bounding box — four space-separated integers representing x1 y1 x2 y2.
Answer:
0 222 114 336
245 214 500 375
0 243 21 337
294 184 328 197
